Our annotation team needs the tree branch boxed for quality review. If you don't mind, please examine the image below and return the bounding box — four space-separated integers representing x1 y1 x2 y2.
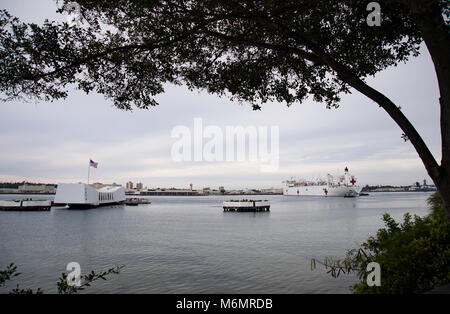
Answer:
203 30 323 65
202 28 441 184
324 56 442 182
408 0 450 167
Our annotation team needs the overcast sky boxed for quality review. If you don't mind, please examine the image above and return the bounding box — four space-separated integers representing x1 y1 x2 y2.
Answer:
0 0 442 189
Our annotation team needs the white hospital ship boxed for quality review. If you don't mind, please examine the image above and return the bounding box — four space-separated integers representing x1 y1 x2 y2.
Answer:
283 167 362 197
54 183 125 209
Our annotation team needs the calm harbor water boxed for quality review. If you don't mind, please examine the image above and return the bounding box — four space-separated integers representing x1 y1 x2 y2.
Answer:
0 192 432 294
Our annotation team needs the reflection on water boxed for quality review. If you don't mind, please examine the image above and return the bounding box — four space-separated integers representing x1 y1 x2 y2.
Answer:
0 192 432 293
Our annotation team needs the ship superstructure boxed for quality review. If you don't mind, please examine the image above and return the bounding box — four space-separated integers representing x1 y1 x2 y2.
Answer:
283 167 362 197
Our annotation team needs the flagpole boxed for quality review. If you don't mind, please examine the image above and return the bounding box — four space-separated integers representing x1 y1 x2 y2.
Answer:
88 159 90 185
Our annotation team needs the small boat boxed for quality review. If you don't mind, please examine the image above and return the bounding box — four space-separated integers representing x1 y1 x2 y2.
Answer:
125 198 151 206
125 198 139 206
136 198 151 204
223 200 270 212
0 199 52 211
344 190 359 198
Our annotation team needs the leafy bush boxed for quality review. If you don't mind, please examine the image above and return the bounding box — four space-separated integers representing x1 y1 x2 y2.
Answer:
352 192 450 293
1 263 123 294
312 192 450 293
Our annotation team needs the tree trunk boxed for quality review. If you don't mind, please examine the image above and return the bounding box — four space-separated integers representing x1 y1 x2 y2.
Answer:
407 0 450 219
437 169 450 220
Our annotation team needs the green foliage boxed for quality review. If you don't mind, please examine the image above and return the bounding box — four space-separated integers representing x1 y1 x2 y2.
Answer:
10 285 44 295
0 263 44 294
0 263 21 286
311 248 374 280
313 192 450 293
0 263 124 294
56 265 125 294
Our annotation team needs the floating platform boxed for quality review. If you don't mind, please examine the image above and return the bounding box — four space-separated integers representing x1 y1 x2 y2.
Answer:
0 200 52 211
223 200 270 212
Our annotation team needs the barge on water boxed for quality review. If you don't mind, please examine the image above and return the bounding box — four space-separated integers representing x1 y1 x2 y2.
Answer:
0 199 52 211
223 200 270 212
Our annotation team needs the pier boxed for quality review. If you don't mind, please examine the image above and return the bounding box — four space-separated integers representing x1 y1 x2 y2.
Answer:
0 199 52 211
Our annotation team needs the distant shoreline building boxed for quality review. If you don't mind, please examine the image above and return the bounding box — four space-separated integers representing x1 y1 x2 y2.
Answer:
90 182 122 190
362 179 437 192
18 184 56 194
138 189 201 196
126 181 134 190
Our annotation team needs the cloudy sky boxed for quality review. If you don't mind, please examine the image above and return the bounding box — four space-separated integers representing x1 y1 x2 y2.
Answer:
0 0 442 189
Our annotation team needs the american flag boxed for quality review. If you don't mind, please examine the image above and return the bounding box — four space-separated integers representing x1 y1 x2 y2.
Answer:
90 159 98 168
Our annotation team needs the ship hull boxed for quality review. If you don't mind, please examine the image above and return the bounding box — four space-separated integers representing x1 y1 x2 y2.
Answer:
283 185 361 197
67 201 125 209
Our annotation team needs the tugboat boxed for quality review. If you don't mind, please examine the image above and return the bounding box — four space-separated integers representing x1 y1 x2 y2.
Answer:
125 198 151 206
125 198 139 206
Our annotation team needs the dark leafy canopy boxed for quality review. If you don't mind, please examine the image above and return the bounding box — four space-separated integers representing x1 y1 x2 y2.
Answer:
1 0 434 110
351 193 450 294
0 262 123 294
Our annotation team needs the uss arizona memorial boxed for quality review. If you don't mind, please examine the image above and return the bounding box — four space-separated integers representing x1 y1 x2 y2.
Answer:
54 183 125 209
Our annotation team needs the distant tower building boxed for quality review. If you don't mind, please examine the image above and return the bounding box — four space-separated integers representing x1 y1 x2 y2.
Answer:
203 187 211 195
189 183 193 191
126 181 134 190
136 182 144 191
